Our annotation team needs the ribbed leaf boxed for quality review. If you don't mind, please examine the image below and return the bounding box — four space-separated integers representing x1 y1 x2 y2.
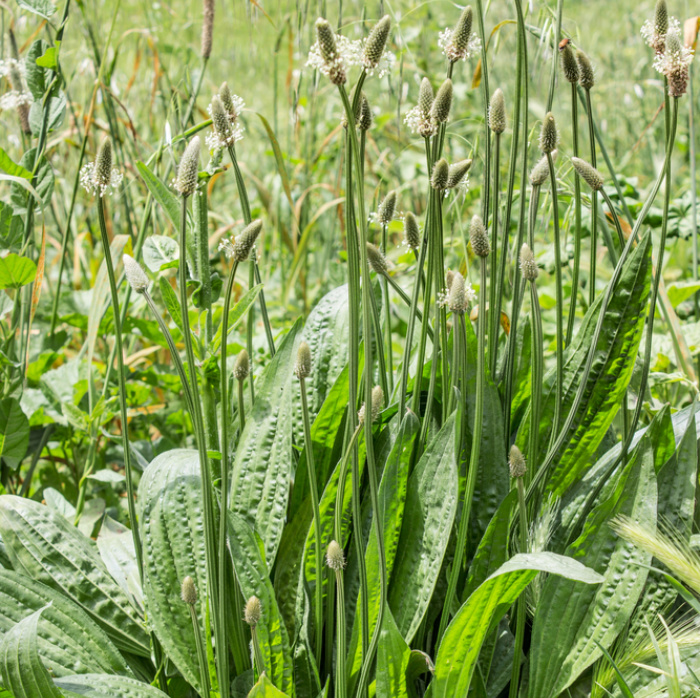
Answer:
227 514 293 695
230 320 301 564
528 432 657 697
432 553 604 697
246 673 291 697
389 414 458 643
376 608 410 698
136 162 181 231
0 569 130 677
55 674 169 697
138 449 208 695
0 496 148 656
0 607 61 698
518 231 652 496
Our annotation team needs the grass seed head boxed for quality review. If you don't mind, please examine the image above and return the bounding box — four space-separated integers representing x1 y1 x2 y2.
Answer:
96 138 113 189
530 152 555 186
469 215 490 258
358 386 383 425
176 137 201 197
326 540 346 570
452 6 474 55
539 112 559 154
577 50 595 89
295 341 312 379
403 212 421 249
313 18 347 85
430 79 453 124
419 77 434 115
560 42 579 83
447 159 472 189
572 157 604 191
363 15 391 70
366 242 388 275
232 219 263 262
201 0 214 59
123 254 149 294
181 576 197 605
244 596 262 627
431 158 449 190
489 88 506 134
234 349 250 381
509 445 527 478
358 92 373 130
440 6 480 62
448 271 469 314
377 190 397 225
519 243 538 281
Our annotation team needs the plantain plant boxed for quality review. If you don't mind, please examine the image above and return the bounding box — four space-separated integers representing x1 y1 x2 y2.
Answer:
0 0 699 697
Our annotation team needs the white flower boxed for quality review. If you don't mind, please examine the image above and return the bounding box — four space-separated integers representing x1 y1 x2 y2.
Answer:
306 33 360 83
652 27 694 96
403 104 436 137
438 27 481 63
359 38 396 77
218 238 235 258
0 58 24 79
641 16 680 54
0 90 32 110
80 161 124 197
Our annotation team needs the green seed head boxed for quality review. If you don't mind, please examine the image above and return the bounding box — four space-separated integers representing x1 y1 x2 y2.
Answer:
508 445 527 478
326 540 345 570
530 152 555 186
366 242 389 275
210 95 232 143
176 137 201 197
234 349 250 381
489 88 506 134
655 0 668 38
560 42 579 84
181 576 197 605
295 341 312 379
431 158 449 190
358 92 373 131
665 27 683 55
571 157 604 191
122 254 149 294
576 50 595 90
219 82 235 117
403 212 421 249
430 79 453 124
447 159 472 189
96 138 113 189
519 243 538 281
358 385 384 425
377 190 397 225
315 18 338 65
232 219 263 262
363 15 391 69
201 0 214 59
448 271 468 314
418 77 434 116
539 112 559 154
446 269 455 290
469 215 490 258
453 6 474 54
244 596 262 627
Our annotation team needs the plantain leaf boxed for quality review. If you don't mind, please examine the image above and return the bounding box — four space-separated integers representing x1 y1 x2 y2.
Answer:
389 414 458 643
0 496 148 656
517 231 652 496
527 432 657 697
0 607 62 698
0 569 131 677
0 397 29 469
136 162 182 232
376 607 411 698
432 553 603 697
246 672 291 697
138 449 208 695
227 514 294 695
229 320 301 565
211 284 263 353
54 674 169 697
142 235 179 273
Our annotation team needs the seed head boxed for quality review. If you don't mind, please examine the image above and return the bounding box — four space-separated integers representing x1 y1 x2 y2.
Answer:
655 0 669 37
431 158 449 190
312 18 347 85
210 95 233 145
469 215 490 258
418 78 434 116
234 350 249 381
219 82 244 122
508 445 527 478
295 341 312 379
232 219 263 262
201 0 214 59
403 212 421 249
430 79 453 124
519 243 538 281
358 385 383 425
530 152 555 187
641 0 677 55
446 270 455 291
122 254 150 294
363 15 391 70
560 42 579 83
244 596 262 627
316 18 338 65
181 576 197 605
80 138 123 197
448 272 469 314
439 6 481 62
358 93 373 131
539 112 559 154
655 27 693 97
447 159 472 190
576 50 595 90
96 138 113 189
377 191 397 225
326 540 345 570
489 88 506 134
176 137 201 197
366 242 388 275
571 157 604 191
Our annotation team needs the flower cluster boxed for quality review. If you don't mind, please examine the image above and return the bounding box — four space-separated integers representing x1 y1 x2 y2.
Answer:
641 14 680 55
438 26 481 63
0 58 24 80
0 90 32 110
652 27 693 96
80 161 123 198
404 104 436 137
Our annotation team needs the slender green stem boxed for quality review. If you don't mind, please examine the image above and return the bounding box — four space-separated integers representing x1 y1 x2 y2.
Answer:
546 0 563 112
600 189 625 251
527 282 544 478
384 274 431 336
333 569 347 698
689 65 699 320
437 255 488 646
251 626 266 679
475 0 491 222
237 379 246 431
567 82 582 345
585 89 599 307
447 314 465 415
381 224 394 393
546 152 564 446
189 603 212 697
300 377 325 664
489 132 501 377
183 57 209 127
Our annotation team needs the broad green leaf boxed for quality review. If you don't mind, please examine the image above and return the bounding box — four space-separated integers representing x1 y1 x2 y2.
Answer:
528 433 657 697
158 276 185 339
24 40 49 99
517 231 652 496
16 0 56 20
136 162 181 232
229 320 301 565
0 607 61 698
0 569 131 677
227 514 294 695
432 553 604 697
97 516 143 611
246 673 291 697
11 148 54 214
211 283 264 352
142 235 179 272
35 47 57 69
389 414 458 643
0 254 37 290
138 449 208 695
0 397 29 468
29 90 66 136
666 280 700 307
0 496 148 656
0 202 23 250
54 675 169 697
0 147 31 179
376 608 411 698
